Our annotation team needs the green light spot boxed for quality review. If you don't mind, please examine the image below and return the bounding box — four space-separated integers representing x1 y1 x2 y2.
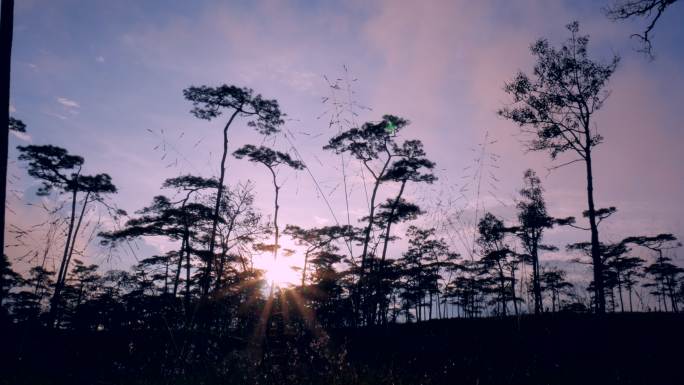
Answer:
385 120 397 134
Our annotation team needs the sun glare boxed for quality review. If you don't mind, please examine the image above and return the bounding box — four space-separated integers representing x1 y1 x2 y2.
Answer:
261 257 300 288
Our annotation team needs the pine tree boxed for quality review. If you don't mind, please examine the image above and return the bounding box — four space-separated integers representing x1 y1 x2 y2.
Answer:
500 22 620 313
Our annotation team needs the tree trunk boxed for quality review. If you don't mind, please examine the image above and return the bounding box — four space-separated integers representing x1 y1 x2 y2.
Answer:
584 151 605 314
359 172 383 271
301 250 309 287
657 286 664 312
376 179 407 318
616 274 624 312
215 237 228 291
510 264 518 316
172 236 186 297
54 191 91 326
204 109 240 297
379 180 407 263
173 195 191 297
61 192 91 286
355 154 392 324
214 206 238 292
163 255 169 295
497 261 507 317
49 188 79 326
0 0 14 263
185 234 191 310
667 277 678 313
270 168 280 263
532 239 543 314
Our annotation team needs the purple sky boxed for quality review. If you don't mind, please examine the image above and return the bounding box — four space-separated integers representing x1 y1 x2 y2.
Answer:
6 0 684 285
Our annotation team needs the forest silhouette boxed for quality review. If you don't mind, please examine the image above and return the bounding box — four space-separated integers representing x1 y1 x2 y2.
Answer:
1 1 683 384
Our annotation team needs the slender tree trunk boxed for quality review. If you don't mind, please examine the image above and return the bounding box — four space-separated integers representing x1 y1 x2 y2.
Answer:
172 236 185 297
501 278 507 316
379 180 407 263
163 255 169 295
49 188 79 326
359 172 383 268
173 195 191 297
270 168 280 263
510 265 518 316
667 277 678 312
655 250 678 312
532 239 543 314
0 0 14 261
204 109 240 297
355 155 392 325
657 286 663 312
214 207 238 292
584 150 605 314
185 239 191 310
61 192 90 286
301 250 309 287
215 238 228 291
617 274 624 312
497 261 507 316
54 192 91 325
376 179 407 318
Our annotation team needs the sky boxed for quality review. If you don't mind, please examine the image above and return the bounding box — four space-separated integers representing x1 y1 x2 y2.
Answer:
6 0 684 284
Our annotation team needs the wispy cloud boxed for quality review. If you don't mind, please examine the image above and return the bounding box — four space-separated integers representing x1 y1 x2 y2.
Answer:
57 97 80 109
45 111 68 120
96 55 105 63
10 130 31 142
9 104 15 113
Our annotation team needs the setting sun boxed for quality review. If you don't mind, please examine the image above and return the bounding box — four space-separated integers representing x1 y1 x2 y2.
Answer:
260 257 301 288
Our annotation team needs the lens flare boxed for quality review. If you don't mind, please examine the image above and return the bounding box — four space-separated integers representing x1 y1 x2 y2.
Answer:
262 257 299 287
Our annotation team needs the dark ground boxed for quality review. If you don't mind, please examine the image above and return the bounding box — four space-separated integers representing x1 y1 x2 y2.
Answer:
1 313 682 385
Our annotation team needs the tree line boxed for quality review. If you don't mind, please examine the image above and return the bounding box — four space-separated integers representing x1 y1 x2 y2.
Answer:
1 22 683 336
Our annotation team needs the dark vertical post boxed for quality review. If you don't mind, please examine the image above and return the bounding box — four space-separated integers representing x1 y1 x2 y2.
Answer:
0 0 15 259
